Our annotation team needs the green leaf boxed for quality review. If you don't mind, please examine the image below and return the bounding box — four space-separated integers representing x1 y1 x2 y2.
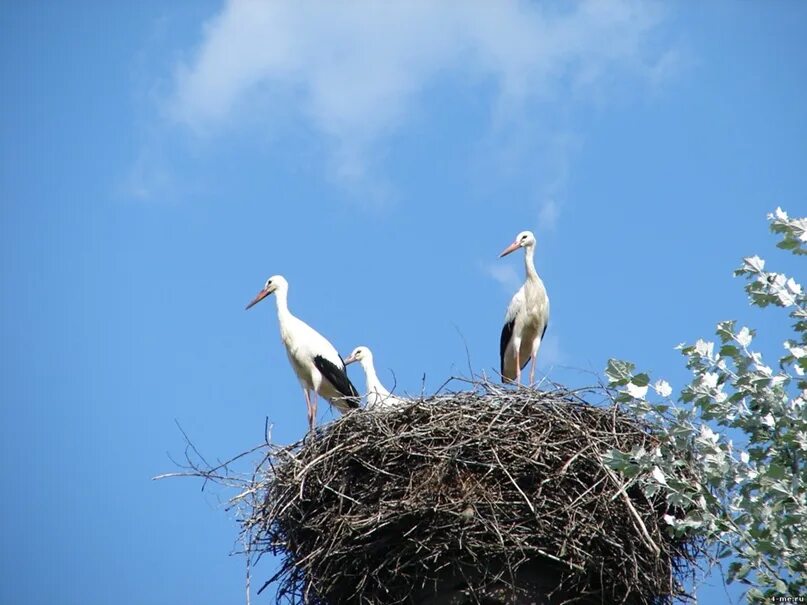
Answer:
727 561 741 583
632 373 650 387
756 540 778 555
605 359 635 385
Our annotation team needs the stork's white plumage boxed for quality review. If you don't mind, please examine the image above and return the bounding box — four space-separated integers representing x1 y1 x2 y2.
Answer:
344 346 404 410
498 231 550 385
246 275 358 431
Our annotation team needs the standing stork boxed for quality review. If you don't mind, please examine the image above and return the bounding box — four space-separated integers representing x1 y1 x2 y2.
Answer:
498 231 550 385
246 275 359 431
343 346 403 410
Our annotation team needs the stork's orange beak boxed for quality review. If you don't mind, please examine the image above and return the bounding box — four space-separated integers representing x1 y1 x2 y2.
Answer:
343 354 357 365
245 288 271 310
498 241 520 258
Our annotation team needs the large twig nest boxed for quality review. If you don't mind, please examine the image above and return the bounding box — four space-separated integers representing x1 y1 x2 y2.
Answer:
238 381 699 604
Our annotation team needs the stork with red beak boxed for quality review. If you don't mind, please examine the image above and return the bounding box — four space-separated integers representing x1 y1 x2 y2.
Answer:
498 231 550 385
246 275 359 432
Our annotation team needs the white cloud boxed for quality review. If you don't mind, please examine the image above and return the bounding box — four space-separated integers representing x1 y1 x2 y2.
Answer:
537 331 563 369
483 262 521 292
538 199 560 230
168 0 673 180
534 130 582 231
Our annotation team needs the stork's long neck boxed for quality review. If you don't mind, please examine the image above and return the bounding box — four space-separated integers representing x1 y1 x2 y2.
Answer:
524 244 539 283
362 359 389 396
274 287 293 325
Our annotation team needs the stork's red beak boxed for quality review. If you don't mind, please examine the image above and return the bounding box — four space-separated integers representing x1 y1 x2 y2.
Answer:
498 241 520 258
245 288 271 310
343 354 357 365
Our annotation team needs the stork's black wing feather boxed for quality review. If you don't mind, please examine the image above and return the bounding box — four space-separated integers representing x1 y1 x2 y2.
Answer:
313 355 360 408
499 319 515 380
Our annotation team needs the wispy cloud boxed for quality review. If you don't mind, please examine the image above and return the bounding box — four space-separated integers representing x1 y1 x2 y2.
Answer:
167 0 674 184
534 130 582 231
536 331 564 370
538 199 561 231
482 262 521 292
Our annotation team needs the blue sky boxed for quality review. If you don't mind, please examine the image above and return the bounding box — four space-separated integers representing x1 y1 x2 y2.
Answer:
1 2 805 604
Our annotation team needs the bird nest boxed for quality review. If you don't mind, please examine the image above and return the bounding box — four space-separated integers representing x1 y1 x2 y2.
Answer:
184 382 701 604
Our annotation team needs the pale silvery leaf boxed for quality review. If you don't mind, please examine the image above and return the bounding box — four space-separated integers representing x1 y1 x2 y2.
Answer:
700 425 719 444
695 339 715 358
785 341 806 358
715 391 728 403
774 207 788 221
653 380 673 398
663 514 676 526
651 466 668 485
755 363 773 377
743 256 765 272
761 413 775 428
736 327 753 347
777 286 797 307
786 278 802 295
702 372 720 389
740 451 750 464
625 382 648 399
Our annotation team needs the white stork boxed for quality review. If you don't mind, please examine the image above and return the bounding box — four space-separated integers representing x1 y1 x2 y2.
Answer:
246 275 359 431
498 230 550 385
343 346 404 410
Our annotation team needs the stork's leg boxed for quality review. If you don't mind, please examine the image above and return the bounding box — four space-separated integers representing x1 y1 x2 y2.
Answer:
511 336 522 385
514 349 522 385
310 391 319 429
529 337 542 385
303 389 314 433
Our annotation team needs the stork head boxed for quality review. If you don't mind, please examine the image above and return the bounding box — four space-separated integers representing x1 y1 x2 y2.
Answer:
245 274 287 310
499 230 535 257
344 346 373 367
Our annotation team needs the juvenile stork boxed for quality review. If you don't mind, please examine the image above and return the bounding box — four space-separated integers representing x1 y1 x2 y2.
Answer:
498 230 550 385
246 275 359 431
344 346 403 410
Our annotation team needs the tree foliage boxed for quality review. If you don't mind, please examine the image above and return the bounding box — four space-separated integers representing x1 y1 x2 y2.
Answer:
603 208 807 602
